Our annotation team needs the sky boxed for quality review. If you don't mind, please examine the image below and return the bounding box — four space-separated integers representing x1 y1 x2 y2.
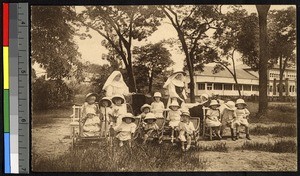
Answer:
34 5 295 75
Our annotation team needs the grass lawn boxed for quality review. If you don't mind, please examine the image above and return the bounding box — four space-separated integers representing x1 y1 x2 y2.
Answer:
31 101 297 172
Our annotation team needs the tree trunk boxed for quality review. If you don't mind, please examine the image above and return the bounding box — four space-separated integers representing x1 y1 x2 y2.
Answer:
233 77 242 97
126 64 136 93
148 72 153 93
256 5 270 117
189 68 196 103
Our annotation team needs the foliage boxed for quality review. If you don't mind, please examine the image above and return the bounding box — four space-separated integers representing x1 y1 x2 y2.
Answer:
241 140 296 153
133 42 174 93
31 6 83 81
32 78 73 111
74 6 165 92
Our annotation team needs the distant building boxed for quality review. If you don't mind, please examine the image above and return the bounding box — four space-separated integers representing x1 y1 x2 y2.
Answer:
185 65 296 97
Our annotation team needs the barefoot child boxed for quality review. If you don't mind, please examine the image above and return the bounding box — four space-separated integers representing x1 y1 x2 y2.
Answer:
114 113 137 147
99 97 112 137
81 93 101 136
167 100 181 143
234 98 251 140
206 100 222 139
178 111 195 151
111 94 127 127
151 92 165 118
142 113 159 145
221 101 237 140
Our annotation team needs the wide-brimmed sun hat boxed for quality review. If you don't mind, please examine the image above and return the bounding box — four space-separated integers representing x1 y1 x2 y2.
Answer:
181 111 191 118
235 99 247 107
99 97 112 107
85 93 98 101
140 104 151 112
121 113 135 122
169 101 180 108
209 99 220 107
144 113 157 122
153 92 162 98
111 94 125 104
224 101 236 110
171 70 186 76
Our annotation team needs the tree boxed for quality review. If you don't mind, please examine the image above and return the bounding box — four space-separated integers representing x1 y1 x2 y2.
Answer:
161 5 222 102
74 6 164 92
212 7 250 96
268 7 296 99
256 5 270 117
133 42 174 93
31 6 83 81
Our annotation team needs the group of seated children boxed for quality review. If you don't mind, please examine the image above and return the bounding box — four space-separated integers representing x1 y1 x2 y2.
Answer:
206 98 251 141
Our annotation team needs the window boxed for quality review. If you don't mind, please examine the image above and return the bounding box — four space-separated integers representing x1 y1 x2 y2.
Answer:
224 84 232 90
243 84 252 91
214 83 222 90
289 86 292 92
207 83 213 90
252 85 259 91
234 84 242 90
198 83 205 90
269 86 272 92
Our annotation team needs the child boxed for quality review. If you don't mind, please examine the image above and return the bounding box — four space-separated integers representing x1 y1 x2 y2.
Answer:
142 113 159 145
81 93 101 136
234 98 251 140
140 104 152 120
114 113 137 147
111 94 127 127
206 100 222 139
99 97 112 137
151 92 165 118
220 101 237 140
167 100 182 143
178 111 195 151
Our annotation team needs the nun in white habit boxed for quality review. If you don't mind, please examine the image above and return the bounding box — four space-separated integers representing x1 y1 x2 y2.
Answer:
103 71 130 98
163 71 187 109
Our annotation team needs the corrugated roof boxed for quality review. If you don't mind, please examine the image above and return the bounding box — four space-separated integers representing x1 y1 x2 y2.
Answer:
193 66 258 80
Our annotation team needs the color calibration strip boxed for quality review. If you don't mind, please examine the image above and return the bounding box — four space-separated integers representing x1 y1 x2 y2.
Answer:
3 2 11 174
3 3 29 174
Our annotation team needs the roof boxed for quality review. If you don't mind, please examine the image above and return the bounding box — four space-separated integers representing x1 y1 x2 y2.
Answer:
192 66 258 80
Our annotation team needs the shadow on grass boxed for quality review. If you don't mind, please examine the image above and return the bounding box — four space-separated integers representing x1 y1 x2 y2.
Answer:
32 142 210 172
251 125 296 137
240 140 296 153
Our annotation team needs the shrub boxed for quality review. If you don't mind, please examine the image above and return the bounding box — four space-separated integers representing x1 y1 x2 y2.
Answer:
241 140 296 153
32 78 73 111
269 104 296 113
251 125 296 137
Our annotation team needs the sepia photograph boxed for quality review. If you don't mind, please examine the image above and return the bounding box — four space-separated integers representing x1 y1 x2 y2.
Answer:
31 4 297 172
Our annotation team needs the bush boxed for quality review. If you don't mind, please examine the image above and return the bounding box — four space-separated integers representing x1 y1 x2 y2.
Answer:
32 78 73 111
251 125 296 137
241 140 296 153
32 142 209 172
269 104 296 113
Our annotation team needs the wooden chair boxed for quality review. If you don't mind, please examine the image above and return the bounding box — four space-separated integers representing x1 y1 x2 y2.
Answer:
70 105 81 138
202 107 213 141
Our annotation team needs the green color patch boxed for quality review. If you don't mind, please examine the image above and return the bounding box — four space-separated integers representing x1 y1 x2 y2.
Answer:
4 89 10 132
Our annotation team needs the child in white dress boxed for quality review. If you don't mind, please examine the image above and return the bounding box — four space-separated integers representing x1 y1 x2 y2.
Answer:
142 113 159 145
81 93 101 136
99 97 112 137
114 113 137 147
206 100 222 139
220 101 237 140
151 92 165 118
178 111 195 151
140 104 151 120
234 99 251 140
111 94 127 127
167 100 181 143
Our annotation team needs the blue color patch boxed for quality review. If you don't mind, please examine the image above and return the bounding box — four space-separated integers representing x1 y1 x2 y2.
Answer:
4 133 11 173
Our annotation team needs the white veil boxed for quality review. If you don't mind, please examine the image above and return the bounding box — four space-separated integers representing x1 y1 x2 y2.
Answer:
103 71 128 91
163 72 185 88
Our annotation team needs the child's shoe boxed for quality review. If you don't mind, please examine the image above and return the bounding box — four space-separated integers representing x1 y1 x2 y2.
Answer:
246 134 251 140
230 129 236 141
186 145 191 151
181 146 186 152
119 141 124 147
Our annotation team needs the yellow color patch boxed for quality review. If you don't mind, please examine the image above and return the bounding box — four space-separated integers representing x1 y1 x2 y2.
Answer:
3 47 9 89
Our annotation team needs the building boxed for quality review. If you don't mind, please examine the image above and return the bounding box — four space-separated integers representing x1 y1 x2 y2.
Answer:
185 65 296 97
